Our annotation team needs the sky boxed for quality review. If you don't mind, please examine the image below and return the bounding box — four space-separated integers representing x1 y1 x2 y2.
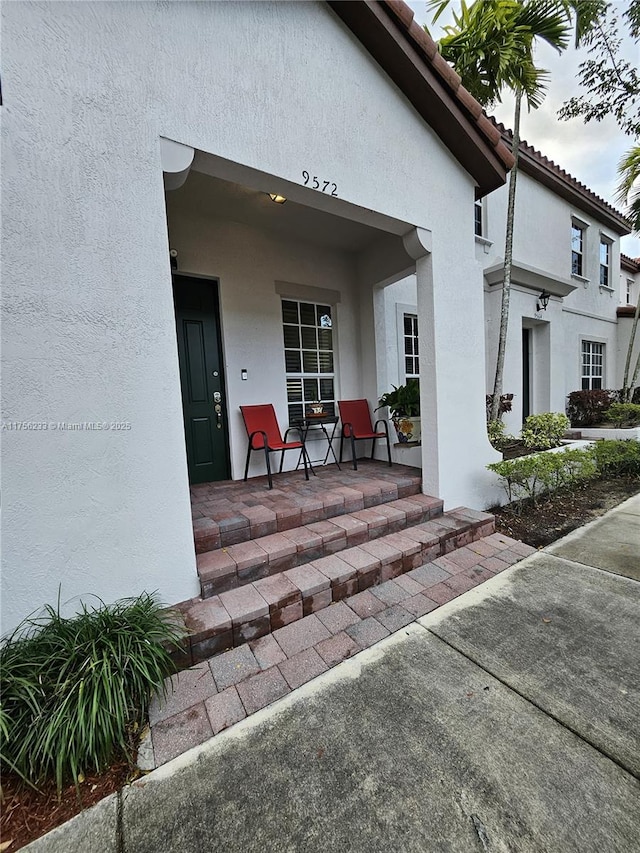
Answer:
407 0 640 257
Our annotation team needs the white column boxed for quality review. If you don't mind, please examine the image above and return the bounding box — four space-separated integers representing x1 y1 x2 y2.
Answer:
403 227 502 509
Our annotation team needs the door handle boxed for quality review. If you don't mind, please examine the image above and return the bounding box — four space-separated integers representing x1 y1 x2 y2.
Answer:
213 392 222 403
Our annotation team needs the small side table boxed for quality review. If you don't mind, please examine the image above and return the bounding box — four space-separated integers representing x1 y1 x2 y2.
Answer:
296 415 341 470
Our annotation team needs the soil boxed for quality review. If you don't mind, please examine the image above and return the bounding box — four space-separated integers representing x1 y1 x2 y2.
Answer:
493 476 639 548
0 759 135 851
4 476 639 850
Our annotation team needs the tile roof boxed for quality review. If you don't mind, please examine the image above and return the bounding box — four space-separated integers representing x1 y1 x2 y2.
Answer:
492 120 631 235
329 1 630 232
380 0 515 174
328 1 514 197
621 254 640 272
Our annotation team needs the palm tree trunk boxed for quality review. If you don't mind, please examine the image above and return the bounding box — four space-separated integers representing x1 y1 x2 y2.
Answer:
489 88 522 423
621 298 640 401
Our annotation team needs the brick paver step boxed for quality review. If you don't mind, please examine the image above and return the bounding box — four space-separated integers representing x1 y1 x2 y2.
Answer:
197 493 445 598
192 462 423 550
150 530 537 769
179 506 497 665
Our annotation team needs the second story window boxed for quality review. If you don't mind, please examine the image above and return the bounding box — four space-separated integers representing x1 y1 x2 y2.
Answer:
571 223 584 276
599 238 611 287
474 198 483 237
626 279 634 305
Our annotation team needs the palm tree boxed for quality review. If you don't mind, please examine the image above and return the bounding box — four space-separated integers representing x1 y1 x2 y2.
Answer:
427 1 595 422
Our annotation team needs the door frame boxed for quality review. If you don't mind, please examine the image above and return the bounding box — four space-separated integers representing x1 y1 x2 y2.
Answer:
172 271 232 483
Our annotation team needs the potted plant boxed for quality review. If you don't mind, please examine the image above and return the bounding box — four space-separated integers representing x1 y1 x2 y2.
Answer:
377 379 421 443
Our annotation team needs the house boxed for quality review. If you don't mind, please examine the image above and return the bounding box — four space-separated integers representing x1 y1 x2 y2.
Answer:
618 255 640 390
1 1 513 634
382 127 635 436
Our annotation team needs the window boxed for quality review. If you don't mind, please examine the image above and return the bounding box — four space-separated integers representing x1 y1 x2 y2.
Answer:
626 279 633 305
581 341 604 390
282 299 335 424
599 238 611 287
571 223 584 276
474 199 483 237
403 313 419 380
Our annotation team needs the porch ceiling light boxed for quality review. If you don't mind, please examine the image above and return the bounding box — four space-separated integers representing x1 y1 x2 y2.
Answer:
537 290 551 311
268 193 287 204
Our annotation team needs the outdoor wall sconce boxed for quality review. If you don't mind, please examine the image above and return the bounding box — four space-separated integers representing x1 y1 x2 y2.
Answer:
268 193 287 204
170 248 178 270
537 290 551 311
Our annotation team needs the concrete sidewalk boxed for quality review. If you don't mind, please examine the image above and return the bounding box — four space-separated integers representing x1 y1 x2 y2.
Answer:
25 495 640 852
546 492 640 581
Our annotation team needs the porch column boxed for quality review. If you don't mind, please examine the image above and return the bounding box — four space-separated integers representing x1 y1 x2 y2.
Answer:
403 227 501 509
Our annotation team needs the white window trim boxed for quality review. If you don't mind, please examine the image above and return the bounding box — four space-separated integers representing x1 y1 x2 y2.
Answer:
579 336 607 390
281 295 338 425
395 302 418 384
570 217 588 280
598 232 613 290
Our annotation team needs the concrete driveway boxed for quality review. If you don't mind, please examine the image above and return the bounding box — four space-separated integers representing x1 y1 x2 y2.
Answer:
27 496 640 852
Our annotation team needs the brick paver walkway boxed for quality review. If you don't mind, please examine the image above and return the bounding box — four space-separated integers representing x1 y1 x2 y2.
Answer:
145 532 535 769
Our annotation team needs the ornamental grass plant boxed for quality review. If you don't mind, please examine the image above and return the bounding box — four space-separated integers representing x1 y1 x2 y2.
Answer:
0 593 185 792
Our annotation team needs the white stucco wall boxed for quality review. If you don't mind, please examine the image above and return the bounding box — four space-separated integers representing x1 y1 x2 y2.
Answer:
165 191 364 479
480 170 625 430
2 1 493 632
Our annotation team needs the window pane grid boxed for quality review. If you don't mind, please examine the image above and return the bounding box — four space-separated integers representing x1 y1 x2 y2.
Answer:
582 341 604 390
571 225 584 276
282 299 335 423
403 313 420 380
599 239 610 287
474 200 483 237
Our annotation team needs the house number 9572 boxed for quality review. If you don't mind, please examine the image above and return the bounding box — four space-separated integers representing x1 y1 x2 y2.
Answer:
302 171 338 196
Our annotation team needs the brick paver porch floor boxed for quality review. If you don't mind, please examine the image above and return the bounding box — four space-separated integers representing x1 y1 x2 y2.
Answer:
190 460 422 533
144 532 536 770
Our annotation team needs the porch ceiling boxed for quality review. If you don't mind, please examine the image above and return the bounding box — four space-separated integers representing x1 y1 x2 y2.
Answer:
169 169 392 254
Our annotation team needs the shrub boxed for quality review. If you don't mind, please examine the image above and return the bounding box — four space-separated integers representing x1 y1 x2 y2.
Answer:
566 389 615 427
487 447 596 507
592 440 640 478
0 593 185 791
487 419 516 451
605 403 640 428
521 412 569 450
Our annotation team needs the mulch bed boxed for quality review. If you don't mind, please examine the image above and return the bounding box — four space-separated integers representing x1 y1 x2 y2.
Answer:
493 477 639 548
0 760 134 851
4 476 639 849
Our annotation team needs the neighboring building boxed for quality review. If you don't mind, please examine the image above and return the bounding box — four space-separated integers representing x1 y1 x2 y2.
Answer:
2 1 513 633
617 255 640 393
382 127 633 436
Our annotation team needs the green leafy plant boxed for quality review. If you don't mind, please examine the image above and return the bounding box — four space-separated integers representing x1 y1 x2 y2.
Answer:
377 379 420 419
592 439 640 478
0 593 185 791
605 403 640 428
487 419 516 451
488 447 596 507
521 412 569 449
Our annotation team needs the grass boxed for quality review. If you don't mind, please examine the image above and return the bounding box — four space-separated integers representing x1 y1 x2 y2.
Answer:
0 592 185 792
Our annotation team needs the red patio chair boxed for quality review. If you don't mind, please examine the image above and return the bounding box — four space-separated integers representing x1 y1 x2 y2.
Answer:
240 404 310 489
338 399 392 471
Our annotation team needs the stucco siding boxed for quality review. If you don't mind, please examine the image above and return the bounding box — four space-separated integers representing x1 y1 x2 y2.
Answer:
1 1 481 632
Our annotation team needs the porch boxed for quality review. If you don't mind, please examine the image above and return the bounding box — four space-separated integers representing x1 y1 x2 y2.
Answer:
191 460 423 545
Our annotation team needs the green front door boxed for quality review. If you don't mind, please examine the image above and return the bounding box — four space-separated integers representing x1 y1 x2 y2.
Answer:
173 275 230 484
